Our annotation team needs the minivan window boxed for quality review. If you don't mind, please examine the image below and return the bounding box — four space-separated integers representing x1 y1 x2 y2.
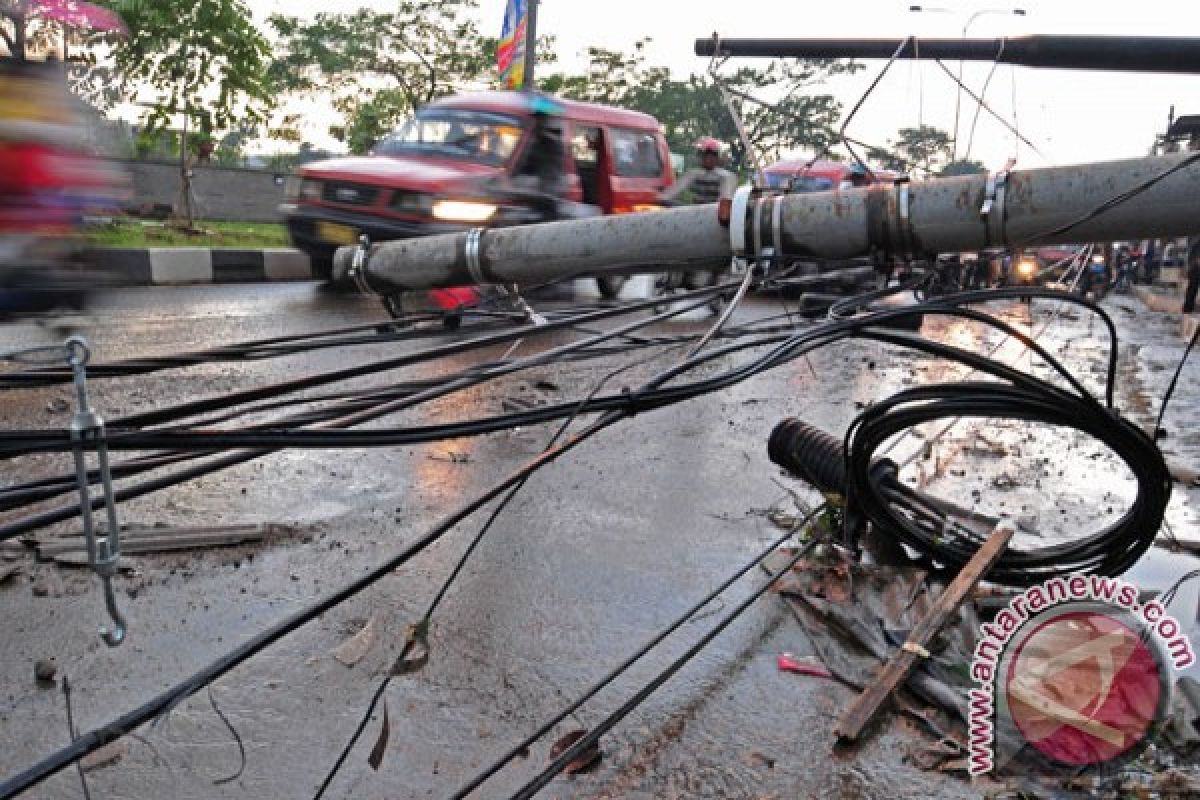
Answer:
376 109 524 167
786 175 835 193
610 128 662 178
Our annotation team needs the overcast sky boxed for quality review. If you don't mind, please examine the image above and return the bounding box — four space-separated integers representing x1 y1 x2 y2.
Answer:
258 0 1198 169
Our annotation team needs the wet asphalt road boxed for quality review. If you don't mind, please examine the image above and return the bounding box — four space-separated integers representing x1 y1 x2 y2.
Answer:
0 283 1196 799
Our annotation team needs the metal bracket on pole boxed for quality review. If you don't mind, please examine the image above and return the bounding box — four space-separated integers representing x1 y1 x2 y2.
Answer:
499 284 547 327
347 234 376 295
980 169 1009 248
464 227 488 286
729 184 754 257
65 336 126 647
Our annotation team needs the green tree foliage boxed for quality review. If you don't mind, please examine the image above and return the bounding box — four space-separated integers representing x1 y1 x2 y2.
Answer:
268 0 503 153
540 39 857 173
938 158 987 176
91 0 273 224
868 125 955 176
99 0 273 134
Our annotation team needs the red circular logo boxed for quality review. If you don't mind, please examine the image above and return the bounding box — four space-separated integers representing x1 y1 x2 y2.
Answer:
1003 609 1165 767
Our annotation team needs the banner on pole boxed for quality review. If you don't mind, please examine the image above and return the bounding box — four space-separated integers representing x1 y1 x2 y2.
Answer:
497 0 528 89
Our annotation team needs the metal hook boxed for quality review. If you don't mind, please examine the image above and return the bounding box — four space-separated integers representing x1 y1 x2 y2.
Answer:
64 335 126 647
348 234 376 295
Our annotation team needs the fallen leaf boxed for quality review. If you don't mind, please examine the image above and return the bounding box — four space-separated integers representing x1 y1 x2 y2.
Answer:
81 739 128 772
368 700 389 771
333 615 377 667
548 729 602 775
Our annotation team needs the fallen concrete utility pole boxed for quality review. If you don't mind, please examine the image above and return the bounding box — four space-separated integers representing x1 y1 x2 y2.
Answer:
340 152 1200 293
695 35 1200 74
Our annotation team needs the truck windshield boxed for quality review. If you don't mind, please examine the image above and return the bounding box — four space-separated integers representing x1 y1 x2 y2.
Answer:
375 110 524 166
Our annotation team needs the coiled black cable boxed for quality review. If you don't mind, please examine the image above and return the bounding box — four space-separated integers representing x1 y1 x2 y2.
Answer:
843 381 1172 586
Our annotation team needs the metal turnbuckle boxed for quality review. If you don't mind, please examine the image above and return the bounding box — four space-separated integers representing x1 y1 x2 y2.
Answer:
347 234 376 296
65 335 126 647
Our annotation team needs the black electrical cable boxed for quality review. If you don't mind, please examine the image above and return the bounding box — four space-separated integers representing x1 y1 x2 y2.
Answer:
0 290 1119 537
1020 151 1200 245
0 273 631 390
0 290 808 795
313 342 693 798
506 535 822 800
0 401 630 799
0 335 689 505
449 508 824 799
843 381 1171 585
0 294 729 538
0 291 1171 795
7 286 731 434
1154 320 1199 438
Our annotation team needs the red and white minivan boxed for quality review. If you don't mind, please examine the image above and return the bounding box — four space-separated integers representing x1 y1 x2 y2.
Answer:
282 91 674 295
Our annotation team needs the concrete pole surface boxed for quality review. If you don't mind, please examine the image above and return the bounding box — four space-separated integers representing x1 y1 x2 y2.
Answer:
341 152 1200 292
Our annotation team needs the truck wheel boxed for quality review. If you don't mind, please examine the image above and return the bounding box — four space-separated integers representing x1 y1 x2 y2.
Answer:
595 275 627 299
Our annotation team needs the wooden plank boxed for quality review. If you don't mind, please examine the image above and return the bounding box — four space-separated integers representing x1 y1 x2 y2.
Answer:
52 524 269 541
37 527 269 558
833 520 1015 743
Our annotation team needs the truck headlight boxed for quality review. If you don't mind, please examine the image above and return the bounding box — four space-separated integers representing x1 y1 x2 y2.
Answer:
431 200 498 223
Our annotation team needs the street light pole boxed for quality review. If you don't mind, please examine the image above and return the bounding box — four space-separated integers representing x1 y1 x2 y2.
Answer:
522 0 539 91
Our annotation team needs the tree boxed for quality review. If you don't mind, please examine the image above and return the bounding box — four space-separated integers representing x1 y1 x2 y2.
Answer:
97 0 274 225
540 40 857 174
269 0 524 153
939 158 987 176
864 144 909 174
890 125 954 176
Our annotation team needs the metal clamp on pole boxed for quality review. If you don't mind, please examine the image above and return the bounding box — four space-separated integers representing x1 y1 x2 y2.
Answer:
728 184 755 274
347 234 376 296
894 177 916 259
464 228 488 287
980 169 1009 248
65 336 126 647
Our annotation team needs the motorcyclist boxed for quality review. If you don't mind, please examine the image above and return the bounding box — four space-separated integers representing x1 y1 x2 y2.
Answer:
659 137 736 214
0 57 91 321
655 138 736 299
839 162 873 190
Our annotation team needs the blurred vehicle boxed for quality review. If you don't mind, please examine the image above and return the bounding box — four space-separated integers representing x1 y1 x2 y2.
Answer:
1078 251 1110 300
0 57 120 322
1006 251 1040 301
763 158 901 193
1031 244 1080 268
282 91 674 299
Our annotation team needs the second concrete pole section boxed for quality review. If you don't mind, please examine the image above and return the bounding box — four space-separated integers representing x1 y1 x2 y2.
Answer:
341 152 1200 292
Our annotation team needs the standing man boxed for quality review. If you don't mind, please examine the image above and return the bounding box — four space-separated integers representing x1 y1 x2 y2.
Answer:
1184 238 1200 314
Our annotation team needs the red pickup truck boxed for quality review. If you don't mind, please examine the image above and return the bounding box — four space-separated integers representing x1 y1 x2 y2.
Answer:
282 91 675 297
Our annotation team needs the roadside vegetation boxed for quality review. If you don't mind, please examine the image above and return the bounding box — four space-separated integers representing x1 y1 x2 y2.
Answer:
86 219 289 249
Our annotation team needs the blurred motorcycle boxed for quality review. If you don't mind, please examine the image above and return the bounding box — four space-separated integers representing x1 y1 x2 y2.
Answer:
0 58 121 325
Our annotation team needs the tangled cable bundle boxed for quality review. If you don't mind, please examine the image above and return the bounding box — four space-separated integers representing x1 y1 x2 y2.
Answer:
0 275 1186 798
844 380 1172 586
